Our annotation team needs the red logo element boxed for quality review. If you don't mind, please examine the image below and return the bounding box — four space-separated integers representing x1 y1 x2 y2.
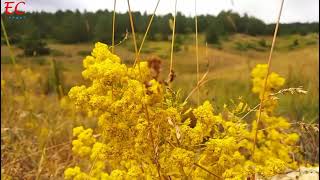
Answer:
4 1 26 15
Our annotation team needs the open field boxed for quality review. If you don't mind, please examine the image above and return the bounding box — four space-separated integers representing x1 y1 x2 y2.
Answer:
2 33 319 119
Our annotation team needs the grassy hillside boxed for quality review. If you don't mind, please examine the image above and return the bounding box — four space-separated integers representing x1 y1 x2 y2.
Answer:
2 33 318 120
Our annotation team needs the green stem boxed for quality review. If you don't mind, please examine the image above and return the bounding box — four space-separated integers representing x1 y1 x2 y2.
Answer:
1 17 16 65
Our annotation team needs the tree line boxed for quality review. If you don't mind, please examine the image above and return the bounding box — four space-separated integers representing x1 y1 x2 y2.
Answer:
1 10 319 45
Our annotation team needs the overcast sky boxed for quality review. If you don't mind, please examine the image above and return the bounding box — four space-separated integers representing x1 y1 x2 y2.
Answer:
8 0 319 23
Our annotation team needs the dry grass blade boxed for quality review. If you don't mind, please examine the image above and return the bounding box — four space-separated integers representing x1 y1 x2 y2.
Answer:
258 121 318 132
270 86 308 97
35 146 46 180
241 87 307 120
167 117 181 144
193 163 222 179
112 0 117 53
125 2 162 177
135 0 161 66
240 103 260 120
2 141 71 169
143 104 162 179
251 0 285 178
113 30 128 48
168 0 178 85
127 0 138 61
205 42 208 57
195 0 200 105
184 62 210 103
1 17 16 65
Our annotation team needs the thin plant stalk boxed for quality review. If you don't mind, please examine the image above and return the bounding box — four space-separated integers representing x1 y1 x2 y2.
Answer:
184 67 210 103
193 163 222 179
35 146 47 180
127 0 138 61
205 42 208 58
195 0 200 105
50 59 64 99
134 0 161 66
112 0 117 53
251 0 285 178
169 0 178 79
126 1 162 178
1 16 25 99
1 17 16 65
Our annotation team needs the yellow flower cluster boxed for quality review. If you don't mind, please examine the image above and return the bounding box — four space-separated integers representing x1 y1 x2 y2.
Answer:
251 64 285 113
249 64 299 177
72 126 96 157
64 42 299 179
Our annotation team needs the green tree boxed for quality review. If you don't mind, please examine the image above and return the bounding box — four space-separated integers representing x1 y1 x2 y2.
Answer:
19 32 50 56
94 14 112 43
53 10 89 43
205 23 220 44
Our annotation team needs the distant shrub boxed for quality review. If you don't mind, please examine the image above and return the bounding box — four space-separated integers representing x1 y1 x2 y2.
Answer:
248 42 266 51
19 39 50 56
51 49 65 57
289 39 299 49
258 39 268 47
234 42 248 51
205 24 220 45
300 31 307 36
305 40 317 45
206 31 220 45
173 35 183 52
235 41 266 52
77 50 91 57
1 35 22 45
246 42 256 49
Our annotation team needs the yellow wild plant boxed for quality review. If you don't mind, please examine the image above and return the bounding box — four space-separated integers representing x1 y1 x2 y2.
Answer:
64 42 300 179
